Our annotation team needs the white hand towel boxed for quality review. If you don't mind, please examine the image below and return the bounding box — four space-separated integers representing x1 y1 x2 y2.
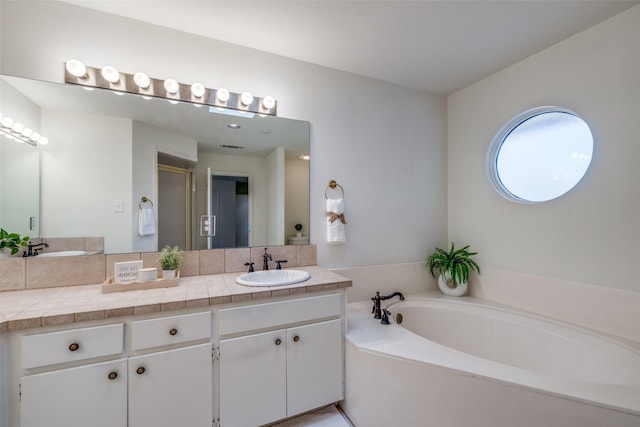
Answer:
138 207 156 236
326 198 346 244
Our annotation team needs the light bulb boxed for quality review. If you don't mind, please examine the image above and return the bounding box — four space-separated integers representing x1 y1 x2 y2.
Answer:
168 100 179 105
21 128 33 138
1 116 14 128
164 78 179 94
30 132 41 142
191 82 205 98
66 59 87 78
240 92 254 106
11 122 24 133
216 88 230 103
133 72 151 89
101 65 121 83
142 95 153 100
38 136 49 145
262 96 276 110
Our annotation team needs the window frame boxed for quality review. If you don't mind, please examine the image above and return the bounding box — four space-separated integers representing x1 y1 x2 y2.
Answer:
486 105 593 204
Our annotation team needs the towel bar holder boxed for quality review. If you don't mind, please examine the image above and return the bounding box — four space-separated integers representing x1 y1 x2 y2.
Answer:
325 180 344 199
139 196 154 209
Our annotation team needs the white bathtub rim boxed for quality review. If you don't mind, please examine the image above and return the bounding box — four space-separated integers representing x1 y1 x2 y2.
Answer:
346 294 640 416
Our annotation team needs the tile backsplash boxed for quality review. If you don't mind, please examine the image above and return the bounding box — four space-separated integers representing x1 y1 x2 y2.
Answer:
0 245 317 292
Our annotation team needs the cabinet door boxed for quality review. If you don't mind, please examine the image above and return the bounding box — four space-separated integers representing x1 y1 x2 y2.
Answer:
287 319 343 416
21 358 127 427
219 330 287 427
128 343 212 427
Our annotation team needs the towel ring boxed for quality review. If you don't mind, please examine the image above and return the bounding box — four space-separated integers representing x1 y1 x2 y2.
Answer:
325 180 345 199
139 196 154 209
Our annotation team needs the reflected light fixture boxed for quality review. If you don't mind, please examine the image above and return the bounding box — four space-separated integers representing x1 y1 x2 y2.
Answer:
64 60 278 116
0 114 48 146
299 154 310 160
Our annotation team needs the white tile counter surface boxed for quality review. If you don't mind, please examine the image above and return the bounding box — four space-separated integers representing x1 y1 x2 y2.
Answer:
0 267 351 332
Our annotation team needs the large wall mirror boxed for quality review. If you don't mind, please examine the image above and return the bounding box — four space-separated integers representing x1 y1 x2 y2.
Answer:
0 75 310 254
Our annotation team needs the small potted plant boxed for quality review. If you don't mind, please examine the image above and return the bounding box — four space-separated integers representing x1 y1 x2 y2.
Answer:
427 243 480 296
0 228 29 257
158 245 183 279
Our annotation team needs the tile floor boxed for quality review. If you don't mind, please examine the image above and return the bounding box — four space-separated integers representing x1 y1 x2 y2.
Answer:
270 405 354 427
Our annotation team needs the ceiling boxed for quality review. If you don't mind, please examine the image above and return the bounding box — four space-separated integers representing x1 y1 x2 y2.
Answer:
63 0 639 96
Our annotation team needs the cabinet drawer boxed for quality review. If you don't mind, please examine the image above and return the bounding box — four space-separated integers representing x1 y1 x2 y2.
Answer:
219 293 342 336
131 311 211 351
22 323 124 369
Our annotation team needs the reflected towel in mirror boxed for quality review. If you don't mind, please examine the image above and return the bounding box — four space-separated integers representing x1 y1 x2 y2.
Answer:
138 207 156 236
326 198 346 244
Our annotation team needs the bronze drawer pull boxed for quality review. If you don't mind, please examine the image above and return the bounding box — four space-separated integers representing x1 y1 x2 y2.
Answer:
68 343 79 352
293 335 300 343
169 328 178 336
136 367 146 375
275 338 282 346
108 371 118 380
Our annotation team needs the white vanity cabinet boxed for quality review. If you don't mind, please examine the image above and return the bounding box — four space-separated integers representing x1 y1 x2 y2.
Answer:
128 312 213 427
218 293 344 427
20 324 127 427
15 311 212 427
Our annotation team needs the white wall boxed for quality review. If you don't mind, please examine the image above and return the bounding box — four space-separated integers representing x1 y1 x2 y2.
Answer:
0 0 447 269
447 6 640 292
285 158 310 240
0 80 40 238
40 110 132 253
265 146 285 246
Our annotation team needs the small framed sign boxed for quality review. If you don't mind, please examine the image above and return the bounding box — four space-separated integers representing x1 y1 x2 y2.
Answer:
114 260 143 284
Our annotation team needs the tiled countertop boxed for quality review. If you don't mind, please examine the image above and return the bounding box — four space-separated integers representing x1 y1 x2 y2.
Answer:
0 266 351 332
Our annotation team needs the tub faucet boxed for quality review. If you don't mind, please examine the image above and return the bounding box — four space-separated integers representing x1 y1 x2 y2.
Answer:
371 291 405 319
263 248 272 270
23 242 49 257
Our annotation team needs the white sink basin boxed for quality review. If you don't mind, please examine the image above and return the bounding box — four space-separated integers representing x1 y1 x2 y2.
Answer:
236 269 311 287
37 250 88 257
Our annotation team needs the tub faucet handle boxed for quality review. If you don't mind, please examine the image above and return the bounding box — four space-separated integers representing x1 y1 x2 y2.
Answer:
371 291 382 319
381 309 391 325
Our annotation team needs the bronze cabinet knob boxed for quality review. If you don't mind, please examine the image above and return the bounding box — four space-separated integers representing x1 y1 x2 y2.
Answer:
108 371 118 380
293 335 300 343
169 328 178 336
275 338 282 346
68 343 79 352
136 367 146 375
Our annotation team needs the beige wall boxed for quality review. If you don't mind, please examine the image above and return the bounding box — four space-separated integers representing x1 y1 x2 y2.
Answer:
447 5 640 292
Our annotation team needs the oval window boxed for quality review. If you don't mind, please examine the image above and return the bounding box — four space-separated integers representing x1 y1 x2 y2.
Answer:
486 106 593 203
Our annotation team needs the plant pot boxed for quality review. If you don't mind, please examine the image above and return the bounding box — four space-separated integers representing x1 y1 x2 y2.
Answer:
437 272 468 297
162 269 177 279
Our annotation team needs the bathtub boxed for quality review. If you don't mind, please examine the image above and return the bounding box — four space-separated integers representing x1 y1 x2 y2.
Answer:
343 293 640 427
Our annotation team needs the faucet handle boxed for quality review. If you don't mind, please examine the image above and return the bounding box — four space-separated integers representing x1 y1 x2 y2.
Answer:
244 262 255 273
275 260 287 270
381 309 391 325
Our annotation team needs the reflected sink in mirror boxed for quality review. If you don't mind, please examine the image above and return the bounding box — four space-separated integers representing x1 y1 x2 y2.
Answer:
36 250 88 258
236 269 311 287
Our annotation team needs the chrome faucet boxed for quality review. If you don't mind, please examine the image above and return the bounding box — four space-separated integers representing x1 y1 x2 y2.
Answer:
371 291 405 319
263 248 272 270
23 242 49 257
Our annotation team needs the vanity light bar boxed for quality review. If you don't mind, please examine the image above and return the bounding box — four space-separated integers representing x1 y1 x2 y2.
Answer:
0 114 48 146
64 60 278 116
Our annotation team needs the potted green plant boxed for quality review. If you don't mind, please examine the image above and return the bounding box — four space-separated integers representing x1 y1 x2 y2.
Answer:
158 245 183 279
426 243 480 296
0 228 30 256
